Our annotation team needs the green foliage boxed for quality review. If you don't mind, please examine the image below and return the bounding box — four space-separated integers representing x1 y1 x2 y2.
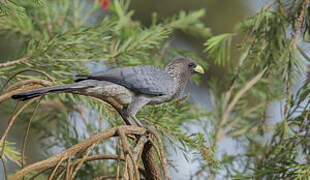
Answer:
167 9 212 38
232 81 309 179
0 0 28 17
0 0 213 178
204 33 233 66
200 1 310 179
0 140 21 166
240 9 304 82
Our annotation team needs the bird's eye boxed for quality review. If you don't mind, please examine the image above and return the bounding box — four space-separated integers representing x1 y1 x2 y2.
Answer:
188 63 195 68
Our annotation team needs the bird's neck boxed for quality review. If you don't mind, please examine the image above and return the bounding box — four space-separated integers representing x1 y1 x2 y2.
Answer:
165 67 189 97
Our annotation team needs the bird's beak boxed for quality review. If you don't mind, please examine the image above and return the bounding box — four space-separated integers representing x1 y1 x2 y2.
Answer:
194 65 204 74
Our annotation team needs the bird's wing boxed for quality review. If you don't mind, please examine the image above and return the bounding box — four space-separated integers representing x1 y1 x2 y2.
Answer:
77 65 175 95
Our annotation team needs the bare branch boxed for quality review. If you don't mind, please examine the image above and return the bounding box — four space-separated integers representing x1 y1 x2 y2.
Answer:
6 79 54 92
48 157 66 180
0 57 27 68
118 129 140 180
71 143 97 179
1 68 56 92
123 154 129 180
65 156 71 180
21 98 42 169
215 67 267 143
0 99 37 158
10 126 146 180
227 125 276 137
94 175 123 180
116 139 121 180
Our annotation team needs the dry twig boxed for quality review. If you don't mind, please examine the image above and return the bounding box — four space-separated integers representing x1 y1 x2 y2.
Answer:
10 126 146 180
0 68 55 92
0 57 27 68
71 143 97 179
48 157 66 180
6 79 54 92
21 97 42 169
0 99 37 157
215 67 267 143
118 129 140 180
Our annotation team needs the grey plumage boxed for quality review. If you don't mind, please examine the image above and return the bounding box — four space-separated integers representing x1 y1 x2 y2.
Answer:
12 57 204 127
76 65 176 96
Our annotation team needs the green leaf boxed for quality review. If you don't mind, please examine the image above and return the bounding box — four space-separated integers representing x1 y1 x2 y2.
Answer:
204 33 233 66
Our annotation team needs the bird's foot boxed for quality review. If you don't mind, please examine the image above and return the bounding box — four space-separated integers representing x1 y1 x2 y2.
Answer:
131 116 145 127
121 108 145 127
130 115 155 131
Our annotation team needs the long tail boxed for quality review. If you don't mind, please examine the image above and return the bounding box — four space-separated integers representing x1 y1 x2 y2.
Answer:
11 83 93 101
74 74 89 82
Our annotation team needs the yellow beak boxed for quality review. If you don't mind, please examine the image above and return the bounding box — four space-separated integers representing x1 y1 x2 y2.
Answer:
194 65 204 74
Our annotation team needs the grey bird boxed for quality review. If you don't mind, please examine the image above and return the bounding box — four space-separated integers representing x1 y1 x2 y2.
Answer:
12 57 204 127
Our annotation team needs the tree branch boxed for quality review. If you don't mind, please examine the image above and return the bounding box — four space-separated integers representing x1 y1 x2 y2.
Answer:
215 67 267 143
10 126 146 180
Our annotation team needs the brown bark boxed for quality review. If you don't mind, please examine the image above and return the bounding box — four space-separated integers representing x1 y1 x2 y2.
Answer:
10 126 146 180
99 97 170 180
142 141 162 180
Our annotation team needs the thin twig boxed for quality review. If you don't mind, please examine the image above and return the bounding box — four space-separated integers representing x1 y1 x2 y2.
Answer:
0 101 19 164
0 57 27 68
0 99 37 158
11 126 146 180
94 175 123 180
227 125 276 137
6 79 54 92
123 154 129 180
65 156 71 180
25 153 127 179
28 167 52 180
118 129 139 180
282 0 309 141
48 157 66 180
55 168 65 180
290 0 308 50
0 68 55 92
21 97 42 169
71 143 97 179
116 138 121 180
72 154 125 165
127 156 134 180
263 0 277 10
224 102 265 131
133 136 148 162
223 83 235 111
297 45 310 62
215 67 267 143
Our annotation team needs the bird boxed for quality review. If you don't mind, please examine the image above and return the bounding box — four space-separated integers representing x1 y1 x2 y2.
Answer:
12 57 204 127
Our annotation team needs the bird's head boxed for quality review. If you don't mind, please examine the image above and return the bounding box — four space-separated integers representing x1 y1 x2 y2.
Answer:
165 57 205 77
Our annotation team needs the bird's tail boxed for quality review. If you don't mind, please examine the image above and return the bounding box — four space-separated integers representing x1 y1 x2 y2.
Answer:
11 83 92 101
74 74 89 82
